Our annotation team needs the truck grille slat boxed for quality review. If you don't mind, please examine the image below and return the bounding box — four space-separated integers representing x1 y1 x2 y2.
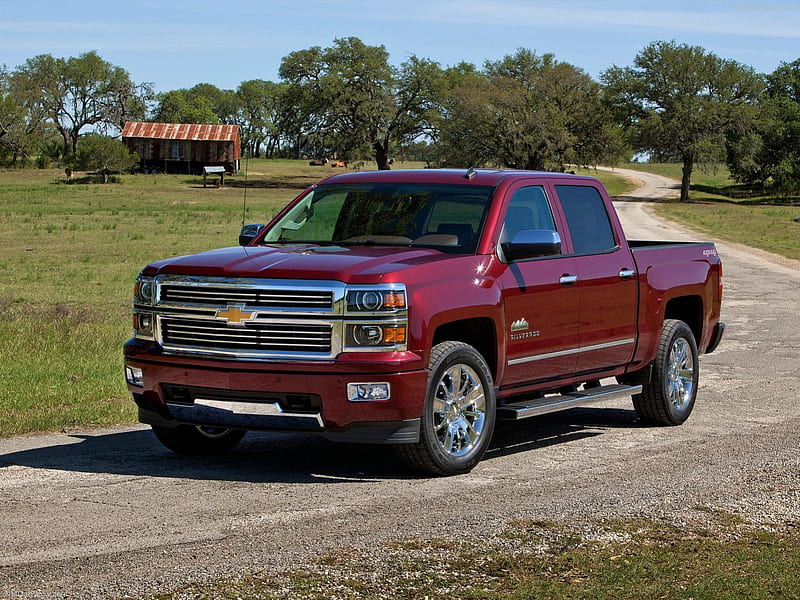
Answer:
161 317 333 353
161 285 333 309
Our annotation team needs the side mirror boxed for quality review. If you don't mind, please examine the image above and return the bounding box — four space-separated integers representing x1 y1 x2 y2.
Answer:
501 230 561 262
239 223 266 246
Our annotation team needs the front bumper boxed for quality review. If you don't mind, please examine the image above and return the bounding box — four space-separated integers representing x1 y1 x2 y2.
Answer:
124 339 427 444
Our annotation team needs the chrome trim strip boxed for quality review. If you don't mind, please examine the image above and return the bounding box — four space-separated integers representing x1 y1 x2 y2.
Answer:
507 338 635 367
192 398 324 427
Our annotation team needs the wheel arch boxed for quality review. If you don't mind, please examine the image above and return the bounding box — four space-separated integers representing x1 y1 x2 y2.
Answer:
664 295 703 343
432 317 498 381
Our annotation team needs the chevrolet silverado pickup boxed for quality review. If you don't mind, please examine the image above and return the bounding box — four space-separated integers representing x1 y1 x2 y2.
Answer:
124 169 724 475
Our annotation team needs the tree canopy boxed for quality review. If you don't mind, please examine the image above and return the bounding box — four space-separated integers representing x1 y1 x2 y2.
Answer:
3 42 800 196
438 49 625 171
280 37 442 170
10 51 150 157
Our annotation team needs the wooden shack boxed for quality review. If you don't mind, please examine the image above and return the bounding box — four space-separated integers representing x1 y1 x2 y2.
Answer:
122 122 240 174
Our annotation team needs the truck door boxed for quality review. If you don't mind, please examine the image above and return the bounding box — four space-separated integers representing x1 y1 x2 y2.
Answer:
498 183 580 388
553 184 637 374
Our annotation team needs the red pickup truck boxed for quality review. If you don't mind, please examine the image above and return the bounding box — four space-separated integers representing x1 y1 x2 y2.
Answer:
124 169 724 475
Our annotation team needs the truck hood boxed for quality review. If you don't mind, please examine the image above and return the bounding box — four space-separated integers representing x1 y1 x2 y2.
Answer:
143 244 461 283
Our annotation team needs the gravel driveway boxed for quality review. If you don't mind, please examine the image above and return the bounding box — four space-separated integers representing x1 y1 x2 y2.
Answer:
1 170 798 599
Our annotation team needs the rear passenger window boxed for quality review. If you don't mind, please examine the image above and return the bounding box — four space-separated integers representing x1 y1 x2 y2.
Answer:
556 185 617 254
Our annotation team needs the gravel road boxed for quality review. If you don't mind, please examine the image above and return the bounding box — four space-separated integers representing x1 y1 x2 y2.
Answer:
2 170 799 599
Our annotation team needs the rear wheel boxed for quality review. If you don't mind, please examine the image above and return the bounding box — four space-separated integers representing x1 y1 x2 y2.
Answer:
633 319 699 425
396 341 496 476
151 424 246 455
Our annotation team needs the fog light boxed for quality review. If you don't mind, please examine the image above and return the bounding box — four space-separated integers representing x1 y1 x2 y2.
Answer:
125 365 144 387
352 324 383 345
134 311 154 336
347 382 391 402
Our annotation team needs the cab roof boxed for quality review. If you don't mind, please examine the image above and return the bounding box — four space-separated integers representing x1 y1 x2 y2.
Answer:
314 168 600 188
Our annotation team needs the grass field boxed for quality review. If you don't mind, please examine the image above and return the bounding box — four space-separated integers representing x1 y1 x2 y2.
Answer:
0 160 325 435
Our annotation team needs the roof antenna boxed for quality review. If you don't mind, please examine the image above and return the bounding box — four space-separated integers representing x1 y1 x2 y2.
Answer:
464 166 477 180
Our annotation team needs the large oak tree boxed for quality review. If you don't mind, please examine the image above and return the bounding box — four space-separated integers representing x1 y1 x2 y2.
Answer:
11 51 150 157
603 41 762 202
279 37 442 170
437 49 625 171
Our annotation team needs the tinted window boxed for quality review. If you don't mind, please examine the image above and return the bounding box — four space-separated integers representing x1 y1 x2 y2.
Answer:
556 185 617 254
502 186 556 240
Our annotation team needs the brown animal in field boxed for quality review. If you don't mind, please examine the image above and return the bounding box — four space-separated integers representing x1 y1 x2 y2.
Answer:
330 160 347 168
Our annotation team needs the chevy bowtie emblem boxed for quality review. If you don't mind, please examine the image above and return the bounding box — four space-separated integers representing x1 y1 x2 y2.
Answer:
215 305 255 326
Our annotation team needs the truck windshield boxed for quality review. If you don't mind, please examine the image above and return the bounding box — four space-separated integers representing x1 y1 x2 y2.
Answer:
261 182 494 254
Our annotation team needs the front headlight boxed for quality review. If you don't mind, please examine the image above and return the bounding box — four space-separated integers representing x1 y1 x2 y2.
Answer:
343 285 408 351
133 275 155 305
346 288 406 312
346 323 407 347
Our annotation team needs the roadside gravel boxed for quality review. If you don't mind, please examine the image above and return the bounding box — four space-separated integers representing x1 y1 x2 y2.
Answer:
1 170 798 599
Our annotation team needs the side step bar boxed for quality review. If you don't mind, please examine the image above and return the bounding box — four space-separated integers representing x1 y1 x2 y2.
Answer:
496 383 643 421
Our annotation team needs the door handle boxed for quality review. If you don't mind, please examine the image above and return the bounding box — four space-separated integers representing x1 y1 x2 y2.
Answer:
619 268 635 280
559 274 578 286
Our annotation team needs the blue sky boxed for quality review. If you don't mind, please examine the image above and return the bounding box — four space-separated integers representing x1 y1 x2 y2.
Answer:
2 0 799 93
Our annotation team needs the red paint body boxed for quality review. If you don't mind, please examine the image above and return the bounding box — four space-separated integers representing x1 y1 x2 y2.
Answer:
124 170 723 439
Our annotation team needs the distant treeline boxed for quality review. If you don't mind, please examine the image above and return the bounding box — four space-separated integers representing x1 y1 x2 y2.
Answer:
2 39 799 200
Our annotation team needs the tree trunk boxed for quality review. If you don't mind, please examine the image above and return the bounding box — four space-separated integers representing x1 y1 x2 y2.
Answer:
680 155 694 202
374 142 391 170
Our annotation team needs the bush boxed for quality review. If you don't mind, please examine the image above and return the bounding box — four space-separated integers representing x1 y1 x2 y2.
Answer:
70 134 139 182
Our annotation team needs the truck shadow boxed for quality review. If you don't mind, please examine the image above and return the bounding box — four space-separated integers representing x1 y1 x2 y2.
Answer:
487 406 636 461
0 407 637 483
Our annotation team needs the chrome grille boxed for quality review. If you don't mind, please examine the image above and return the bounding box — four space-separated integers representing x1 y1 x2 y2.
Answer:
161 317 333 353
161 285 333 310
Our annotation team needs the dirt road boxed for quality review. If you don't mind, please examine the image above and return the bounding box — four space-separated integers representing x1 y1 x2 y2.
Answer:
2 171 799 599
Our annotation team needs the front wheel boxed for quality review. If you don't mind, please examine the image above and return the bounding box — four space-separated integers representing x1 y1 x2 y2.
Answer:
633 319 699 425
151 424 246 455
396 342 496 476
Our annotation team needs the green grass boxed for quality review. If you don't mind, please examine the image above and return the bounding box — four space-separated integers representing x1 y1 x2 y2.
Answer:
574 167 634 197
619 163 800 260
0 160 328 435
142 515 800 600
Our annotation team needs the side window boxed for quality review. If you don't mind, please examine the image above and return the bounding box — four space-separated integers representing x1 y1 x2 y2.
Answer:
502 186 556 241
556 185 617 254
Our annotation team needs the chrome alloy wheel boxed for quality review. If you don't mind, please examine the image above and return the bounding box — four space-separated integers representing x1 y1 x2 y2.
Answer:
667 337 694 410
431 363 487 457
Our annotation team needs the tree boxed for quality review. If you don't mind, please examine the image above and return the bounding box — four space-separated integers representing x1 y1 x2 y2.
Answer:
11 51 150 157
279 37 443 169
151 83 227 124
229 80 285 157
437 49 625 171
603 41 762 202
0 66 38 162
727 59 800 192
71 134 139 182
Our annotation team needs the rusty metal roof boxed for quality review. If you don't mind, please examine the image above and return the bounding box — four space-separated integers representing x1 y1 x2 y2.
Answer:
122 121 240 142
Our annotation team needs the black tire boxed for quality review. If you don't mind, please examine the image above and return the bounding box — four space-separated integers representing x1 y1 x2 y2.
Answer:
633 319 699 425
151 424 246 455
396 341 496 476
